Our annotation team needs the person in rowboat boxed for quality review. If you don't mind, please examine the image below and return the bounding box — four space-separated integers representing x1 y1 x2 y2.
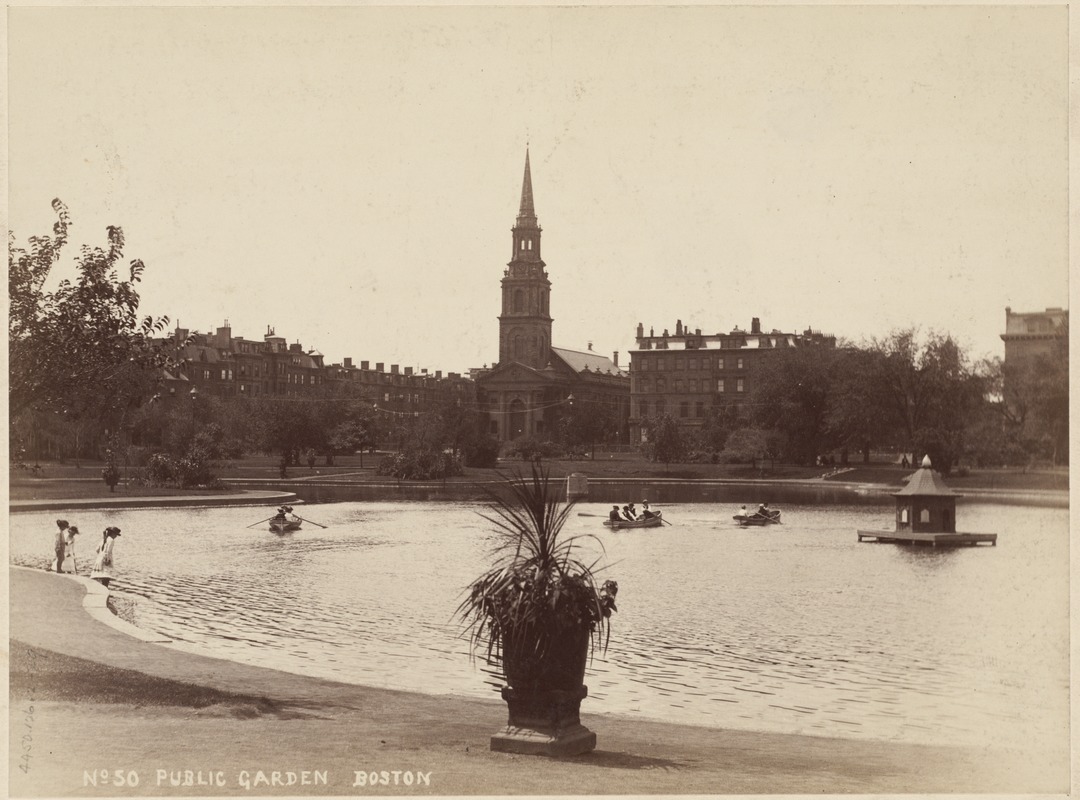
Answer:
608 505 622 522
639 501 655 519
621 505 635 521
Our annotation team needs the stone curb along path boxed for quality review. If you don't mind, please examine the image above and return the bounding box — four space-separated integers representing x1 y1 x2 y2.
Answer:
8 490 299 513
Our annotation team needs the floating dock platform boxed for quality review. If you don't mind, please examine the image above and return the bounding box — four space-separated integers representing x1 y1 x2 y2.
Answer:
857 530 997 547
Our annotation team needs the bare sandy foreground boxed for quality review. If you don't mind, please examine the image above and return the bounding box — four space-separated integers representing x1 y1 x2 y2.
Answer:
8 567 1068 797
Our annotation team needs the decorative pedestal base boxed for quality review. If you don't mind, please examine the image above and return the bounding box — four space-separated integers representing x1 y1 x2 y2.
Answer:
490 685 597 756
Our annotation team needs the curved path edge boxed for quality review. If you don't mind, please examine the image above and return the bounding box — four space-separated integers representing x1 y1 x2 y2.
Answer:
6 567 1065 795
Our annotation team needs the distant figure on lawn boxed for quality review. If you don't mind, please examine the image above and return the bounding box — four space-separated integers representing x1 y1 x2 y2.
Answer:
91 527 122 588
51 519 69 572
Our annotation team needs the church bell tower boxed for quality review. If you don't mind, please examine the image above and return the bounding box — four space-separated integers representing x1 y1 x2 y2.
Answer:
498 148 553 370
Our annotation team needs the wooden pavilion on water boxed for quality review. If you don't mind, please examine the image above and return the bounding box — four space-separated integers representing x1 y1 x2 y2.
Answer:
857 456 997 547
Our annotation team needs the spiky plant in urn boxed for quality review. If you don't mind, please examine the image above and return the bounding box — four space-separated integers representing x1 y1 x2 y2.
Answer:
457 465 618 756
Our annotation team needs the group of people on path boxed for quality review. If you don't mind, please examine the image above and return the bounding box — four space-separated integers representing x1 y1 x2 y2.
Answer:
49 519 122 587
609 501 656 522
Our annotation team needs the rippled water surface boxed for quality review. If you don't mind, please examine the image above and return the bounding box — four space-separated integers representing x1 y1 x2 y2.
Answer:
11 500 1068 751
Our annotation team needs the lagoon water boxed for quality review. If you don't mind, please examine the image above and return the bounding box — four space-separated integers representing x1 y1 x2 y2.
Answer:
10 498 1068 753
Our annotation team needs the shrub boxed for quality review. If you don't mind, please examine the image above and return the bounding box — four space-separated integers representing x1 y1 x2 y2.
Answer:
506 437 563 462
377 448 463 480
464 435 501 469
142 452 176 486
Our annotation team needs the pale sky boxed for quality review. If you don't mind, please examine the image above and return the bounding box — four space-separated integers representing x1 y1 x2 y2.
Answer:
7 5 1069 374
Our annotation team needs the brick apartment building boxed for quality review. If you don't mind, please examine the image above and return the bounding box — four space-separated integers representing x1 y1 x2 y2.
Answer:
159 322 474 418
627 317 836 443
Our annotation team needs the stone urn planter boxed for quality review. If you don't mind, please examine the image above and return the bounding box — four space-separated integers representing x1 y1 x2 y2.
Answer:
457 465 618 757
493 623 595 755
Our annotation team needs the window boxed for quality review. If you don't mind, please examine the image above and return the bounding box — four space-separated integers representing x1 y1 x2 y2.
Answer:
736 378 744 393
657 360 666 371
679 402 689 418
920 508 930 523
717 378 725 393
640 359 649 371
639 401 649 418
689 379 698 392
638 378 650 393
514 290 524 312
717 357 725 370
527 239 533 250
656 400 666 415
737 358 744 370
203 369 210 380
656 377 666 392
900 508 909 523
384 392 390 402
676 358 684 371
688 358 698 370
695 401 704 418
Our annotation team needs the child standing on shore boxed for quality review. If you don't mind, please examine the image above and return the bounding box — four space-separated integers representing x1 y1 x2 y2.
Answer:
51 519 69 572
90 527 122 587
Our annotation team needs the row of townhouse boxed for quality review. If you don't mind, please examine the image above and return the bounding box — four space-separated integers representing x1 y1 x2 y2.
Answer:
627 317 836 443
159 322 474 417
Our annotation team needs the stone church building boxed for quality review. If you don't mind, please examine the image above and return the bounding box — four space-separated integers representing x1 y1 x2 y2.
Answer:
476 151 630 443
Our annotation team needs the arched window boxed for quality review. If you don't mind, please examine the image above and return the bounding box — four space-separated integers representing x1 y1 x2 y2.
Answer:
513 290 524 312
919 508 930 523
900 508 909 523
527 239 532 250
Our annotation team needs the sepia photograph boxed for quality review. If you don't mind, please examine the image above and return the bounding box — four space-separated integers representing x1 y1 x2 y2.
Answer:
6 3 1071 797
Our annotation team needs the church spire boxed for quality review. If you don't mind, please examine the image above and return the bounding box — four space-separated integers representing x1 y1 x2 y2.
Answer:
516 148 537 228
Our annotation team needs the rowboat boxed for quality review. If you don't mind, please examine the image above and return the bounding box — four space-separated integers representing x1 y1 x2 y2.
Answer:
733 509 782 526
604 511 664 530
269 516 303 533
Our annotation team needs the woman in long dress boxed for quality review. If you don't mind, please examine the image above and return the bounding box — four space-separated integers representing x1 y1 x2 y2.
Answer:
90 527 121 587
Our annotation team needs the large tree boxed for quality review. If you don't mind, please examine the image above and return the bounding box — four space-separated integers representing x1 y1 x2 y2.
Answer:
641 413 686 467
9 200 174 439
866 329 985 474
559 398 617 459
749 345 838 465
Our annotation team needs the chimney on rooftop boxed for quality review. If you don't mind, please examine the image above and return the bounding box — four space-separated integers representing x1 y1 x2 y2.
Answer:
587 341 593 351
391 364 399 374
613 351 619 368
751 317 761 334
376 362 384 372
344 357 353 368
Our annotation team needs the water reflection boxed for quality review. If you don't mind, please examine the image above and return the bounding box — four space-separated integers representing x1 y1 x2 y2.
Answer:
8 500 1068 754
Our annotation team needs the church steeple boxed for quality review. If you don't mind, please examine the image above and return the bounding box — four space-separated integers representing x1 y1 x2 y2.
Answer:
510 148 542 264
516 148 537 227
500 147 551 369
